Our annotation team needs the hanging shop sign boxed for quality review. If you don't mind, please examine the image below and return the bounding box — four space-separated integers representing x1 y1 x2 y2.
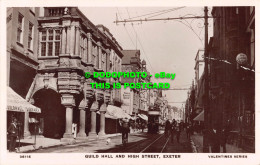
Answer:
236 53 248 65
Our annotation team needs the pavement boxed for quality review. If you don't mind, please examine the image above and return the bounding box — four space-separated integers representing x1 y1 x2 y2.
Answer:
33 132 150 153
11 130 144 153
190 132 246 153
30 130 192 153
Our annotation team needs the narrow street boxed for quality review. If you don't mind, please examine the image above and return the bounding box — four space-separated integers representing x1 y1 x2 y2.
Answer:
30 131 191 153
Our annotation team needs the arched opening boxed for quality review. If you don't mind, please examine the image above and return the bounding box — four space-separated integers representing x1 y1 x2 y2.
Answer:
32 88 65 139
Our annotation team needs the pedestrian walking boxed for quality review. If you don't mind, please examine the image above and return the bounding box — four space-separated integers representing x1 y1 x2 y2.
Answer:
186 124 191 139
141 122 145 132
8 117 18 152
176 123 181 143
164 120 171 138
220 121 231 153
209 125 221 153
119 117 130 145
171 119 177 143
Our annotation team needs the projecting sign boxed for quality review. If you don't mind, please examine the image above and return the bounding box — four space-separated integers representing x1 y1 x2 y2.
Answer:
236 53 248 65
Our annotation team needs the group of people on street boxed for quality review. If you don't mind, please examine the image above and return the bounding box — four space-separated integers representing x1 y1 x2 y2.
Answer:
164 119 185 143
209 122 231 153
164 119 230 153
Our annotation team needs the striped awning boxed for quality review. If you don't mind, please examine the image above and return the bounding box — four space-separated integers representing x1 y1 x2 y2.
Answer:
7 87 41 113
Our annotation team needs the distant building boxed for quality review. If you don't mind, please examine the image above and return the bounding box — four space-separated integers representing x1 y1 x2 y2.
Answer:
121 50 141 116
96 24 123 107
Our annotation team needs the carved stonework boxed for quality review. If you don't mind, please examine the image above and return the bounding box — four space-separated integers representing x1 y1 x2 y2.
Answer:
61 94 75 106
96 89 104 102
57 71 81 94
99 103 107 112
90 101 99 112
85 80 95 99
104 90 111 103
70 59 81 68
78 99 87 110
59 58 70 67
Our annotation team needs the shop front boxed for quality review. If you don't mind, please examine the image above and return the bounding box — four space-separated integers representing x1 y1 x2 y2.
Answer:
7 86 41 150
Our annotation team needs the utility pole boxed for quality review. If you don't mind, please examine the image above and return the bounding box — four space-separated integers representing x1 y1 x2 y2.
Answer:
115 7 211 152
203 6 209 153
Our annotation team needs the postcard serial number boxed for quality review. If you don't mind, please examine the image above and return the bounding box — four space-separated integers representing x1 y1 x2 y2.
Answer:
20 155 31 158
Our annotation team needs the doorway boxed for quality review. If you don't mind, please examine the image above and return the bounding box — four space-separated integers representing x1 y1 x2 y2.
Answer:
32 89 65 139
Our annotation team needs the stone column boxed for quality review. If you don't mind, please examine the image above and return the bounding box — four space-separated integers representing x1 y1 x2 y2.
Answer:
23 111 31 138
88 101 98 139
98 104 107 138
97 42 102 69
61 94 75 142
76 109 87 140
70 26 75 55
87 33 92 63
61 27 67 54
106 49 111 72
66 27 71 54
75 27 80 56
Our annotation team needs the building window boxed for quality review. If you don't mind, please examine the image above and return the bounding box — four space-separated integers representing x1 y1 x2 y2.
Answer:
102 52 106 71
17 13 24 44
92 44 97 67
28 22 34 50
40 29 61 57
80 35 87 59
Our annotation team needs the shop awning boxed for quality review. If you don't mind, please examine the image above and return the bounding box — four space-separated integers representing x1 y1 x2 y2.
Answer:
193 110 204 121
105 105 131 119
29 117 39 123
7 87 41 113
138 114 148 121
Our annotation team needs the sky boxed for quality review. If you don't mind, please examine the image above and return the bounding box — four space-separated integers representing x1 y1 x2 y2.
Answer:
79 7 213 108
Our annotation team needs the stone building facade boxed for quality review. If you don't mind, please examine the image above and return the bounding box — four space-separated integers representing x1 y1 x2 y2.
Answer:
121 50 141 116
209 7 255 152
24 7 123 142
6 7 40 138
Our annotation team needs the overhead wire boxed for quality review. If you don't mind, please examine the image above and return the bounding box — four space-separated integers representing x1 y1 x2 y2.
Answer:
146 6 185 19
125 7 185 21
116 8 136 48
125 8 157 82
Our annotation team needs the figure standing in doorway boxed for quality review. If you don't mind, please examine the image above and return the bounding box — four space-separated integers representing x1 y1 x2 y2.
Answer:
8 117 18 152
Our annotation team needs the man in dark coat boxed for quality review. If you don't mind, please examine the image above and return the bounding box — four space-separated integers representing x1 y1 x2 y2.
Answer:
164 120 171 138
8 117 18 152
175 123 181 143
119 118 130 144
220 121 231 153
210 125 221 153
171 119 177 143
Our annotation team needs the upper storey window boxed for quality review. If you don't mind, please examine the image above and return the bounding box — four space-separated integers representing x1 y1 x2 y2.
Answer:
28 22 34 50
80 35 87 59
40 29 61 56
92 44 98 67
17 13 24 44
